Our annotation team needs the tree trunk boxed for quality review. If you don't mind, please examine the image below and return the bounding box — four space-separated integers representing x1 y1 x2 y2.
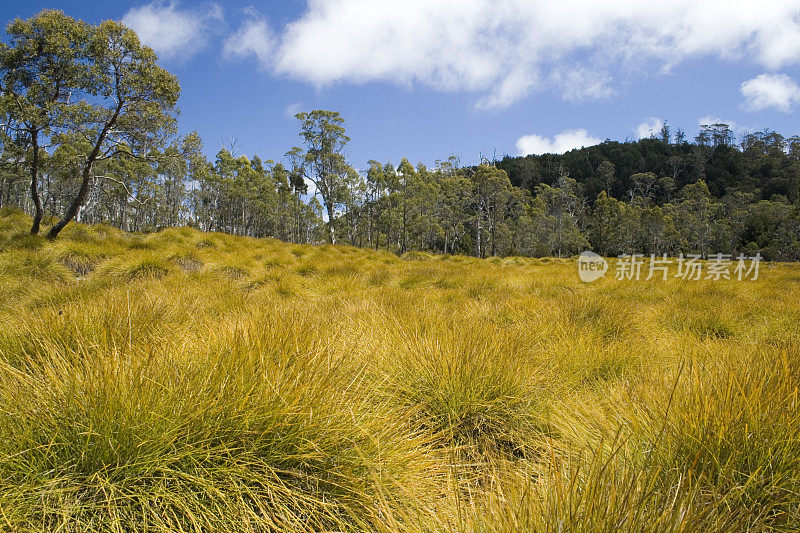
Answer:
48 162 91 239
475 214 482 258
326 201 336 244
29 130 44 235
47 101 122 239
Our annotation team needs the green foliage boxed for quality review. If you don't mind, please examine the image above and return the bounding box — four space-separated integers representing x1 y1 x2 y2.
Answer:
0 9 179 237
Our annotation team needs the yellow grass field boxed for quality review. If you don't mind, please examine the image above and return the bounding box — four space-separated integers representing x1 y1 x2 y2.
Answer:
1 209 799 531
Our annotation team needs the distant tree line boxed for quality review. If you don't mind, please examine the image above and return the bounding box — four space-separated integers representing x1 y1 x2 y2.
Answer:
497 123 800 260
2 11 800 259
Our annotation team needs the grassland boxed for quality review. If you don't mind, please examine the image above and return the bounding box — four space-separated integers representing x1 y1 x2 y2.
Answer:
0 208 799 531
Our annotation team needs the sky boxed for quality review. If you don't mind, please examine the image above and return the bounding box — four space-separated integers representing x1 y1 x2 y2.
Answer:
3 1 800 169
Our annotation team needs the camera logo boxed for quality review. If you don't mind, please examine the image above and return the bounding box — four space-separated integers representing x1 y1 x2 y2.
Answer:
577 251 608 283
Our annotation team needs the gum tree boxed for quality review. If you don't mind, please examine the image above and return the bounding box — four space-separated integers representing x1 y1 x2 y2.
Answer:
292 110 352 244
0 10 86 234
0 10 179 238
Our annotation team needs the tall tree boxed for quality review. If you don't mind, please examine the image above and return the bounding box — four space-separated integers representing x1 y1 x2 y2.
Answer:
293 110 352 244
0 10 179 238
0 10 86 234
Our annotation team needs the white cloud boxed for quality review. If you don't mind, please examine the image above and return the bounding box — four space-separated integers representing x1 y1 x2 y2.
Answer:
516 129 601 155
740 73 800 112
284 102 304 118
272 0 800 109
223 12 274 69
635 117 663 139
122 2 222 60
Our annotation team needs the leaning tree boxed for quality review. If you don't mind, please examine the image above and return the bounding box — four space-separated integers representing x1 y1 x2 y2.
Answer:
0 10 180 237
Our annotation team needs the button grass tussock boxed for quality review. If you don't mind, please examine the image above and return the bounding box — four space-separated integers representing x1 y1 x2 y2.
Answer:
0 212 799 531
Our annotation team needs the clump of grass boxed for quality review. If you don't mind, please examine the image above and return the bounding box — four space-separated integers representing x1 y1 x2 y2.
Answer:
401 251 436 261
0 325 430 531
643 350 800 529
367 268 392 287
323 262 360 277
57 245 108 276
216 264 249 280
195 236 217 249
264 255 291 269
167 251 203 272
464 441 757 532
295 263 317 276
119 257 173 280
143 227 193 247
0 232 45 251
465 277 500 300
0 207 30 234
561 291 637 340
398 266 440 290
0 250 72 282
126 238 154 250
380 323 545 462
662 299 739 340
688 315 736 339
274 274 301 297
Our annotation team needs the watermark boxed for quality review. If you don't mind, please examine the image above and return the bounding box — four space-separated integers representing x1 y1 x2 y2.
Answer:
577 252 761 283
577 251 609 282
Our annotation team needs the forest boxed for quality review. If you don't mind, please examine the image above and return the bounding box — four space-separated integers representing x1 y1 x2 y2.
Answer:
2 11 800 260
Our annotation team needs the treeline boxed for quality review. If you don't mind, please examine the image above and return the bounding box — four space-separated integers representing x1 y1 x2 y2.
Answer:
3 123 800 260
2 11 800 259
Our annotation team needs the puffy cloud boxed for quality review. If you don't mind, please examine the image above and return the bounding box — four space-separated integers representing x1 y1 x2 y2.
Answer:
635 117 664 139
122 2 222 60
223 11 275 69
272 0 800 108
740 73 800 112
516 129 601 155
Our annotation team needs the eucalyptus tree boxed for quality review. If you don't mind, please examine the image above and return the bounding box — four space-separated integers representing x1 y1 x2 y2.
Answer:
284 151 310 243
0 9 180 238
536 171 587 257
397 158 415 252
471 164 516 257
0 10 86 233
436 162 472 254
293 110 353 244
365 160 383 248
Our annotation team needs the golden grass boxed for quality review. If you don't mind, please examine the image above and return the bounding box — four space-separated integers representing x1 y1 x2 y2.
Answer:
0 211 798 531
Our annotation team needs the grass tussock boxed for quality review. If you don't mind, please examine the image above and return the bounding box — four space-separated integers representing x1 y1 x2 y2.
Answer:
0 213 799 531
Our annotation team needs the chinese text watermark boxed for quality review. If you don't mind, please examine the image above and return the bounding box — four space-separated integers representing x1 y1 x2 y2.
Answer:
577 252 761 283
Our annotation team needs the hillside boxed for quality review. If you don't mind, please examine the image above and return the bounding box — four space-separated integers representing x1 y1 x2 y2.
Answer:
1 209 799 531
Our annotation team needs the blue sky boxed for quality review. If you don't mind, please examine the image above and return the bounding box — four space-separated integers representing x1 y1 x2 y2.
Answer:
3 1 800 169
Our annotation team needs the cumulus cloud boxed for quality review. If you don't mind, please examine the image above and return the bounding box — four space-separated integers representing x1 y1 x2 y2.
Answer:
740 73 800 112
635 117 664 139
516 129 601 155
223 11 275 69
122 2 222 60
271 0 800 108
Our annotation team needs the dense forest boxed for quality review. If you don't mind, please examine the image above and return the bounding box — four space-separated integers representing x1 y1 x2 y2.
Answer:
2 11 800 260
